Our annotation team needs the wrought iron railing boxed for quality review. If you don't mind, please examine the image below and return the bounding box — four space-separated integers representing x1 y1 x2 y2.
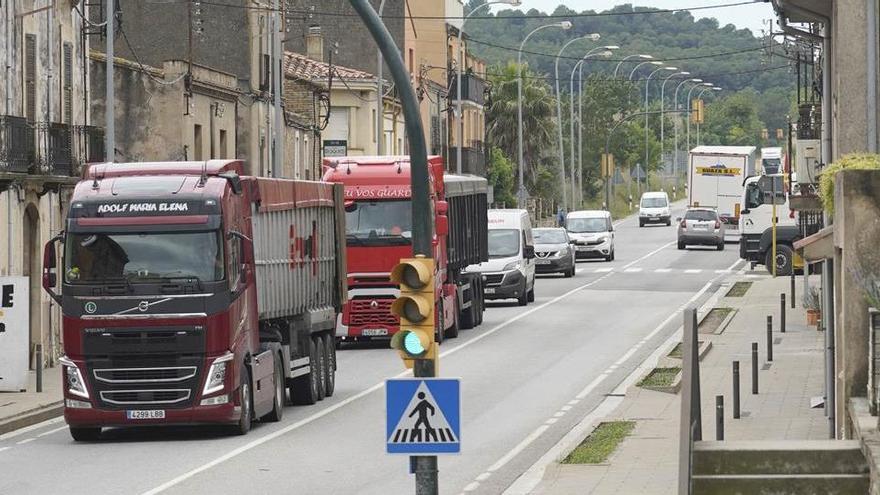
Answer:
449 73 487 106
0 115 34 173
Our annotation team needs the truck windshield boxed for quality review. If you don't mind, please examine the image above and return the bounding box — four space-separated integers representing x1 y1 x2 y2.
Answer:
64 231 224 284
566 218 607 233
488 229 520 258
345 200 412 246
762 159 781 173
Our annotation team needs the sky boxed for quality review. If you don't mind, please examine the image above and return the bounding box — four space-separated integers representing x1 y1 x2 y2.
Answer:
504 1 776 36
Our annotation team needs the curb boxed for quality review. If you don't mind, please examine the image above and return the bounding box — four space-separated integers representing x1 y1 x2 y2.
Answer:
0 402 63 436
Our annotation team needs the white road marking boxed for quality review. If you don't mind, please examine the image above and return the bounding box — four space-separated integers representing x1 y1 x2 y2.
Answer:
624 268 643 273
621 241 675 270
561 405 572 412
593 267 613 273
684 269 702 274
545 418 559 425
16 438 35 445
0 447 10 453
476 472 491 482
0 416 64 441
37 426 68 438
463 482 480 492
552 411 565 418
715 269 731 274
486 425 550 473
654 268 672 273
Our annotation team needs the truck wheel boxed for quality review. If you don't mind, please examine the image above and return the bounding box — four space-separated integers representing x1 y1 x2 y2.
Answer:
69 427 101 442
264 354 285 422
434 303 445 345
232 364 253 435
445 299 460 339
474 280 484 326
717 241 725 251
290 339 320 405
766 244 794 276
459 302 475 331
322 333 336 398
313 336 327 401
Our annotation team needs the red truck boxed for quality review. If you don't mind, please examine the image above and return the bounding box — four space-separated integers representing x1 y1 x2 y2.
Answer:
322 155 488 344
42 160 346 441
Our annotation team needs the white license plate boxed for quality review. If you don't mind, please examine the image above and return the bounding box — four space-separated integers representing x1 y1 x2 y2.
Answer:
694 225 710 231
577 246 591 251
126 410 165 420
536 259 552 265
362 328 388 337
485 287 496 294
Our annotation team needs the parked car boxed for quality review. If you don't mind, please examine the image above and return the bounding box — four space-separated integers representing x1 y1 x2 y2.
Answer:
565 210 615 262
678 207 725 250
533 228 576 277
639 191 671 227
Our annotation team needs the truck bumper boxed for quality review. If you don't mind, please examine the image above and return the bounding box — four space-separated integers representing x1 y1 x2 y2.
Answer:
64 401 240 428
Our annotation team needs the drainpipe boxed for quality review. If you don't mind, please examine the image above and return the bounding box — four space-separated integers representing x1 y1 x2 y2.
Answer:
46 0 53 124
774 0 835 436
868 0 878 152
5 0 11 115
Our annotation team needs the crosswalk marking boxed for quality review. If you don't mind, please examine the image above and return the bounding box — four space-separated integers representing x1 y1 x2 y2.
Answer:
593 267 613 273
624 268 643 273
684 269 702 274
654 268 672 273
714 269 732 274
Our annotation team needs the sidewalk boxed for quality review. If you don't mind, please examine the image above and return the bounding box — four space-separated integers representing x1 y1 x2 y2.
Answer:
0 368 62 435
531 270 828 494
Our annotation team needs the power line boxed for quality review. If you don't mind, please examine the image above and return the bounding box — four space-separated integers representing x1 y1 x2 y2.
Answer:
477 63 791 84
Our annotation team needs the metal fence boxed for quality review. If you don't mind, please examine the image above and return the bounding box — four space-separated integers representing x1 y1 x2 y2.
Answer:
1 116 104 177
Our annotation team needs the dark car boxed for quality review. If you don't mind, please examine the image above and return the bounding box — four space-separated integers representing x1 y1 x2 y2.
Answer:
532 228 576 277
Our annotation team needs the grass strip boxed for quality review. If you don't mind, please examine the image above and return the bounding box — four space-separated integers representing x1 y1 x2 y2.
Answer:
725 281 752 297
562 421 636 464
637 367 682 388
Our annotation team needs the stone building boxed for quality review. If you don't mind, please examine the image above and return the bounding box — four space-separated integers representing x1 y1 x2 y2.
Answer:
0 1 103 368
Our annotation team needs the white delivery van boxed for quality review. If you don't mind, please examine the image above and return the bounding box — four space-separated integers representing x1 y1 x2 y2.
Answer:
566 210 615 261
465 209 536 306
688 145 756 241
638 191 672 227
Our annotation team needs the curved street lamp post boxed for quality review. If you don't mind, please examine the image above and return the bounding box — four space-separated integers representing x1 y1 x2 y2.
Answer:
570 48 614 208
660 71 689 174
641 65 676 196
687 82 713 154
695 87 722 146
517 21 572 207
613 54 652 78
577 46 618 207
673 78 702 176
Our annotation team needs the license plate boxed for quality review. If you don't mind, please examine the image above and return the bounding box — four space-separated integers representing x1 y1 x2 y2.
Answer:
577 246 591 251
485 287 496 294
362 328 388 337
695 225 710 231
536 259 551 265
126 410 165 420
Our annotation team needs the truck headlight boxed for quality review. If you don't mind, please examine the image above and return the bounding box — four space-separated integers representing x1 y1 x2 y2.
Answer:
503 261 521 271
202 352 234 397
59 356 89 399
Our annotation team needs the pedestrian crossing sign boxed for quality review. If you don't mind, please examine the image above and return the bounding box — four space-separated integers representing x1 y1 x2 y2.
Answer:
386 378 461 454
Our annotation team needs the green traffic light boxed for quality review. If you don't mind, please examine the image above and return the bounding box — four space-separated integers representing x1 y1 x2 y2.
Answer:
403 331 426 355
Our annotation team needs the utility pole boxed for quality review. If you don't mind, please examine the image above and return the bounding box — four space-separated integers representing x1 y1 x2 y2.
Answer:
272 0 283 176
376 0 387 154
105 0 115 161
345 3 435 489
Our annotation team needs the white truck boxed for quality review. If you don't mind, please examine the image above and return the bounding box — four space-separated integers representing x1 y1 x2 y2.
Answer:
739 173 802 275
687 146 757 241
759 147 783 175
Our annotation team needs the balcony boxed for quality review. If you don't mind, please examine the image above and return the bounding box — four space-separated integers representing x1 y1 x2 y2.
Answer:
0 118 105 178
446 141 487 177
449 72 487 106
0 116 35 173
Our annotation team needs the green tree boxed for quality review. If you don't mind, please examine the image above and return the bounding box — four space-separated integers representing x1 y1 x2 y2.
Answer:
487 146 516 206
486 62 557 196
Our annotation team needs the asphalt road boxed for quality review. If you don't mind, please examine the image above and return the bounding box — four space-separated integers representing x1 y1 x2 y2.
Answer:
0 204 741 495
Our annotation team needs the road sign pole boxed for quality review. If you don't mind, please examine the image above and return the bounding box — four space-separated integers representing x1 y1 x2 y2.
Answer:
412 361 438 495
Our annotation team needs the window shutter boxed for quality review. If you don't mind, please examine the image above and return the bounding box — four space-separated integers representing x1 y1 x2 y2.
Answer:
63 43 73 124
25 34 37 123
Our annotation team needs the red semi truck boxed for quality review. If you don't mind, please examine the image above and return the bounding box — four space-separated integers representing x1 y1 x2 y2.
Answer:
322 156 488 344
42 160 346 441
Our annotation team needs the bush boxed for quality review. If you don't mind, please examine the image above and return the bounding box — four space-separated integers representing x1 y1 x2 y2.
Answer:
819 153 880 215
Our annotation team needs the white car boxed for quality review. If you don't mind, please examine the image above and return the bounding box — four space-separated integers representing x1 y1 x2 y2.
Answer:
639 191 671 227
565 210 615 262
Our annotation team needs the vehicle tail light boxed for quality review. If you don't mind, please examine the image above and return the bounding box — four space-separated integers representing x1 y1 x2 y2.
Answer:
680 219 687 228
714 220 721 229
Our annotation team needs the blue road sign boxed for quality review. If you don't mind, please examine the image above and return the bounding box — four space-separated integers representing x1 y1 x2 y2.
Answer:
386 378 461 454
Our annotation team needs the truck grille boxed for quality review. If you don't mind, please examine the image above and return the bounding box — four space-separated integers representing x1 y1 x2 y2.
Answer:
349 298 397 326
484 273 504 286
94 366 197 384
100 389 191 405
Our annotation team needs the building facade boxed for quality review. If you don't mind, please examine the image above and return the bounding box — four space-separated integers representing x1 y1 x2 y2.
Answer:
0 1 103 368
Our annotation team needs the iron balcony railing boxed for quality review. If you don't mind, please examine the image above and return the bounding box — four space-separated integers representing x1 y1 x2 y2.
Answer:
449 72 487 106
0 115 35 173
445 141 487 177
2 118 105 177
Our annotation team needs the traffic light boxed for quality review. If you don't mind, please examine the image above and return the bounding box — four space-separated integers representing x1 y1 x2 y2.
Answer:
389 256 438 369
601 153 614 178
762 128 769 140
776 128 784 140
691 99 704 124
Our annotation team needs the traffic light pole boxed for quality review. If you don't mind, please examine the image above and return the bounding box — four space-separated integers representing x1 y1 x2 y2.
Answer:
348 2 437 494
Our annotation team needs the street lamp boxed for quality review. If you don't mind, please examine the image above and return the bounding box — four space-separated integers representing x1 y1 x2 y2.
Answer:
455 0 521 174
517 20 572 207
695 87 722 146
687 82 713 153
613 54 652 78
641 65 676 196
629 60 662 81
554 32 601 211
576 46 617 207
660 71 689 172
673 78 702 176
569 47 614 208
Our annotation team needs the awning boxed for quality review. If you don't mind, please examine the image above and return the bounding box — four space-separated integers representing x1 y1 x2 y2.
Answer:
794 225 834 261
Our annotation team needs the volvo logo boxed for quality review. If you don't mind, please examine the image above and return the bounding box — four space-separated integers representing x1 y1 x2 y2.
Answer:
137 301 150 312
84 301 97 314
370 300 379 309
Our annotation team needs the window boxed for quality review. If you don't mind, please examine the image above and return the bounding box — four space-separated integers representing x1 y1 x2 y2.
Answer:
684 210 719 221
566 218 608 234
63 43 73 124
487 229 520 258
24 34 37 122
227 234 243 290
219 129 227 159
372 109 376 143
194 124 203 160
345 200 412 246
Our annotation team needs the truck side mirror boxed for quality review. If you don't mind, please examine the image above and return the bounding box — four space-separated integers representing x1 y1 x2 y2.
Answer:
43 234 63 304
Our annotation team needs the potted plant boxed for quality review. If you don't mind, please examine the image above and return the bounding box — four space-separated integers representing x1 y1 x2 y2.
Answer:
803 286 821 326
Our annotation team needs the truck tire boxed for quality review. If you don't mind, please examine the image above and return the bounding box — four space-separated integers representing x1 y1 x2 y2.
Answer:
322 333 336 398
766 244 794 276
264 354 285 422
474 279 484 326
434 303 445 345
717 241 725 251
69 427 101 442
445 299 460 339
459 302 475 330
232 364 253 435
313 336 327 401
290 339 320 405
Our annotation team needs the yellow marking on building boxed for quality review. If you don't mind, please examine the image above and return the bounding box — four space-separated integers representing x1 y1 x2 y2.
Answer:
696 167 742 176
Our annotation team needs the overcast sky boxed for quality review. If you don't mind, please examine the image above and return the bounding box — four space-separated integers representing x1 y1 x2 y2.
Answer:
502 1 775 36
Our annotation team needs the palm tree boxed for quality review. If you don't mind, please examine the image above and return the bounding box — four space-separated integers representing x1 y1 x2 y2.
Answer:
486 62 556 192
